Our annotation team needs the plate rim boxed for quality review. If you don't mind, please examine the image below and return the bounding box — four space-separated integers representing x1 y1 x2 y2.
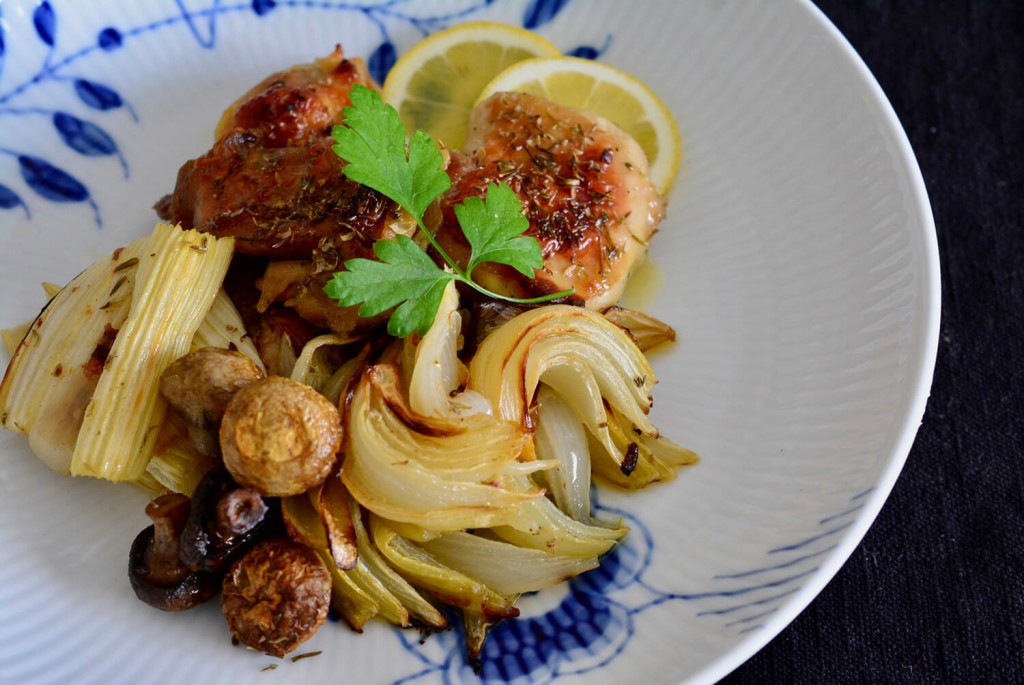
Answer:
689 1 941 682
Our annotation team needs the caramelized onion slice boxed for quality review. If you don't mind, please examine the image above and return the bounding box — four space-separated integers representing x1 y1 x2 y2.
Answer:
291 333 357 395
312 474 358 571
489 474 625 559
534 378 596 521
590 404 700 489
468 304 657 432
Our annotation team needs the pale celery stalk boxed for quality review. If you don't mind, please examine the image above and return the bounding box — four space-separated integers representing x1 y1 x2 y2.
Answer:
70 223 233 481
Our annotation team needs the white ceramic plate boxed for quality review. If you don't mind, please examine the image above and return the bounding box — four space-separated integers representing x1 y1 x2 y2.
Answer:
0 1 938 683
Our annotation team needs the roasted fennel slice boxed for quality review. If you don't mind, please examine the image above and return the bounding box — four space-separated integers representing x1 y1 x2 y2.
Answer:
342 364 550 532
0 223 235 481
0 235 150 474
468 304 697 487
71 223 234 481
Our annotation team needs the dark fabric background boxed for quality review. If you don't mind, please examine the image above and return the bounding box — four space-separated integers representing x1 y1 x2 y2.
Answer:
722 1 1023 683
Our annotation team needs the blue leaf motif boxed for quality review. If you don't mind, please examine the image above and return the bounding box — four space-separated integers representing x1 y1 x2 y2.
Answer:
33 1 57 47
568 45 599 60
19 155 89 202
74 79 124 111
0 10 6 81
252 0 276 16
568 35 610 60
368 42 397 85
0 183 22 210
523 0 570 29
98 27 123 51
53 112 118 157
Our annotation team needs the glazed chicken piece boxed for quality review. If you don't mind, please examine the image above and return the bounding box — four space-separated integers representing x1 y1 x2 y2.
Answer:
157 47 396 260
437 91 666 310
155 47 397 339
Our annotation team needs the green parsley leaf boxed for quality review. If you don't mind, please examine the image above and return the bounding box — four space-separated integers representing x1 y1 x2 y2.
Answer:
325 83 573 338
456 182 543 279
323 235 455 338
331 85 451 220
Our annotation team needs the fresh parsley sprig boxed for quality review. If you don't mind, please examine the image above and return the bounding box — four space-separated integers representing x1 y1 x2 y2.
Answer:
324 84 573 338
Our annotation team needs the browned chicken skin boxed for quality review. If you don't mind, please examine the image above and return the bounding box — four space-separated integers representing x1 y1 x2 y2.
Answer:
156 47 396 261
439 91 666 310
155 47 397 341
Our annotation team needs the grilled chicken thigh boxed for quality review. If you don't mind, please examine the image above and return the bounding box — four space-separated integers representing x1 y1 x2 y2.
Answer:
155 47 396 338
438 91 666 310
156 47 396 261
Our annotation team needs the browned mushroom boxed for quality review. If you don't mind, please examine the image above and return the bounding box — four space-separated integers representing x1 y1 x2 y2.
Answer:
160 347 266 424
221 538 331 656
159 347 265 454
128 493 218 611
178 469 276 575
219 376 342 497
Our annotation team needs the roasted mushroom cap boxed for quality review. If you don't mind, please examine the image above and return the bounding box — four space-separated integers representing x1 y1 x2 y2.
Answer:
128 494 218 611
221 538 331 656
159 347 265 427
219 376 342 497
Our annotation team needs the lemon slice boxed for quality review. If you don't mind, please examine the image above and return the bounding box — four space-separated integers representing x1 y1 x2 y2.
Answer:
477 57 681 194
382 22 560 150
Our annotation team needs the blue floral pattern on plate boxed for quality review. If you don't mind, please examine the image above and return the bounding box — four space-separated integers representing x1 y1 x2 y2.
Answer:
388 488 875 684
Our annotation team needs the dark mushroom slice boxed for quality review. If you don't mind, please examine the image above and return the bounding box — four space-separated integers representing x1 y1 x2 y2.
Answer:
221 538 331 657
128 493 218 611
219 376 342 497
465 298 534 357
178 469 275 575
